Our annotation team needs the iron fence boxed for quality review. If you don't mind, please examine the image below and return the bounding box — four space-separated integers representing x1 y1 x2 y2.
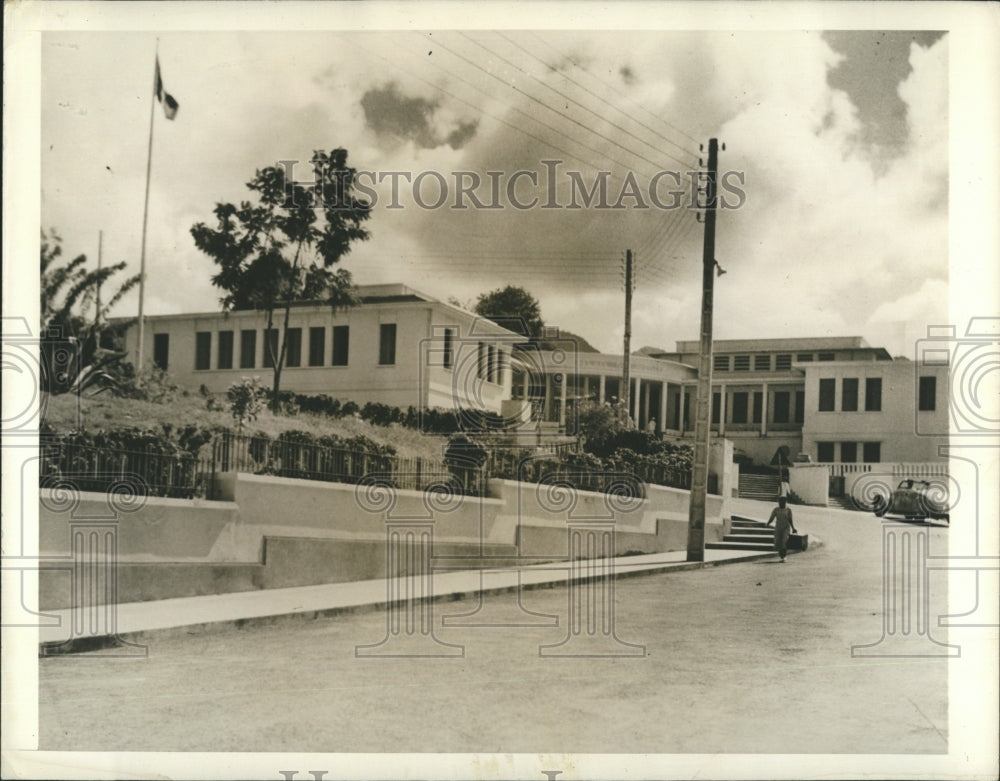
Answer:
39 440 212 499
38 429 691 505
214 430 483 496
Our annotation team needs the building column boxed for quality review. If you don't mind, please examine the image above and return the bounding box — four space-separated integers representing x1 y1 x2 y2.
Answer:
718 384 727 436
599 374 606 404
641 380 650 428
634 377 642 425
559 371 568 428
760 381 768 436
660 381 668 433
522 369 529 401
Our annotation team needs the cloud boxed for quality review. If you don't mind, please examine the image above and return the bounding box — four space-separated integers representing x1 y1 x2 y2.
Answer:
360 81 479 150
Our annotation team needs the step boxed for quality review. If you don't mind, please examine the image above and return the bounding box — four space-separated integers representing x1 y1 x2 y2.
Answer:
706 541 775 551
731 515 768 524
729 526 774 538
724 534 775 544
728 526 772 535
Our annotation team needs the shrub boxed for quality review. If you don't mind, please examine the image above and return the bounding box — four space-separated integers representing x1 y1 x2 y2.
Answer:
227 377 268 433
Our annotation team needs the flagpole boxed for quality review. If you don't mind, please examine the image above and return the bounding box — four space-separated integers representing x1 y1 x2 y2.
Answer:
136 42 158 370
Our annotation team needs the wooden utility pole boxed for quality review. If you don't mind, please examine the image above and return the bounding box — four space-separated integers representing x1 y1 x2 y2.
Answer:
621 249 633 424
687 138 720 562
95 230 103 329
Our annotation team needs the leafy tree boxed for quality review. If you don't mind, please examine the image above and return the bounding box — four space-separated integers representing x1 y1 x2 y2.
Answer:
191 148 372 410
40 229 139 394
474 285 543 339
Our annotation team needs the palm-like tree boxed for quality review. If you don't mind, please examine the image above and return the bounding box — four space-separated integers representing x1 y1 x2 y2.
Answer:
40 229 140 394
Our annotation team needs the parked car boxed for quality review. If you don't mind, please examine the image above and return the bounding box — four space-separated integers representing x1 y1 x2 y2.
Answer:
872 479 949 523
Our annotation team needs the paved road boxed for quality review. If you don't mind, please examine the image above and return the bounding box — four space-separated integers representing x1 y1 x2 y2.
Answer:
39 500 950 754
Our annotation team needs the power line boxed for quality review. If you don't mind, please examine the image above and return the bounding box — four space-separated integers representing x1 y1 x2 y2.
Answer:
365 45 630 182
427 33 667 179
496 32 700 168
454 32 689 173
525 31 702 145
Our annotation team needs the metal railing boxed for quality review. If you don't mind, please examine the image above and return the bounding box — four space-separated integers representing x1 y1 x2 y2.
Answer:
214 430 483 496
39 440 212 499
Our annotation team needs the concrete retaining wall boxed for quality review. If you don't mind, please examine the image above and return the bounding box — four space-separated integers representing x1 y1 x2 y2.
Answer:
789 464 830 506
39 470 728 607
39 489 240 560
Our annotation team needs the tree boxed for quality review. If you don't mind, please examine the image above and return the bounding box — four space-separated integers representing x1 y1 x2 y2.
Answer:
474 285 543 339
40 229 139 394
191 149 371 410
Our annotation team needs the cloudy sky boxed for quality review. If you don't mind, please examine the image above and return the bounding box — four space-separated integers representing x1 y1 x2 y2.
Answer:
40 25 950 357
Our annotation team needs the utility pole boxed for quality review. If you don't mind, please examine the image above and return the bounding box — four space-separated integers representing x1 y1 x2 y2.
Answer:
687 138 721 562
621 249 633 425
95 230 103 330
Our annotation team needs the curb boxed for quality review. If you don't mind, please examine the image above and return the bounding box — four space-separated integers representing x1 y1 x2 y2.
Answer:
39 545 818 656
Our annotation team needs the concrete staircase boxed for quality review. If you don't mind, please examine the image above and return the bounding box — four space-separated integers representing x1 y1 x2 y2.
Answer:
706 515 809 554
706 516 776 552
738 473 780 501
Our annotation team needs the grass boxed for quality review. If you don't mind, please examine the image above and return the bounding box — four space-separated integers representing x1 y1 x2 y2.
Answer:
41 391 451 460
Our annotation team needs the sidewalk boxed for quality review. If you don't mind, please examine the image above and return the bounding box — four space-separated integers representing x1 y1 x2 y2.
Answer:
39 545 795 653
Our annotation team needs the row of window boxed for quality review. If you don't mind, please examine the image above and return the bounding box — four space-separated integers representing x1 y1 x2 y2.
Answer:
439 330 506 385
816 376 936 413
153 324 398 372
817 441 881 463
709 390 805 425
714 352 837 373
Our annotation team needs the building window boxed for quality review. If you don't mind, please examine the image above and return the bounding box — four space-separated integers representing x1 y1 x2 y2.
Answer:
496 348 506 384
818 352 836 361
841 441 858 463
842 377 859 412
443 328 454 369
477 342 486 378
217 330 234 370
262 328 279 369
240 329 256 369
711 392 721 424
795 390 805 424
487 344 497 382
733 355 750 372
817 442 835 463
731 392 749 424
285 328 302 368
713 355 729 372
775 354 792 370
797 353 814 362
332 325 349 366
918 376 937 411
773 391 790 424
378 323 396 365
754 354 771 371
818 378 836 411
308 327 325 367
863 441 881 463
153 333 169 371
195 331 211 371
865 377 882 411
752 391 763 424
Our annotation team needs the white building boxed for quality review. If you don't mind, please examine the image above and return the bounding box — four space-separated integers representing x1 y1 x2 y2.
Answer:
125 291 949 469
123 284 520 413
650 337 949 466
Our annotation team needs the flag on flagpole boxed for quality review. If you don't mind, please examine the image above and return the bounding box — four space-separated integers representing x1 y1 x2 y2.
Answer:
154 57 179 120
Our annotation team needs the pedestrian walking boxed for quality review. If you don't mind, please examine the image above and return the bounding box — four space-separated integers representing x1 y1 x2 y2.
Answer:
766 496 797 562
